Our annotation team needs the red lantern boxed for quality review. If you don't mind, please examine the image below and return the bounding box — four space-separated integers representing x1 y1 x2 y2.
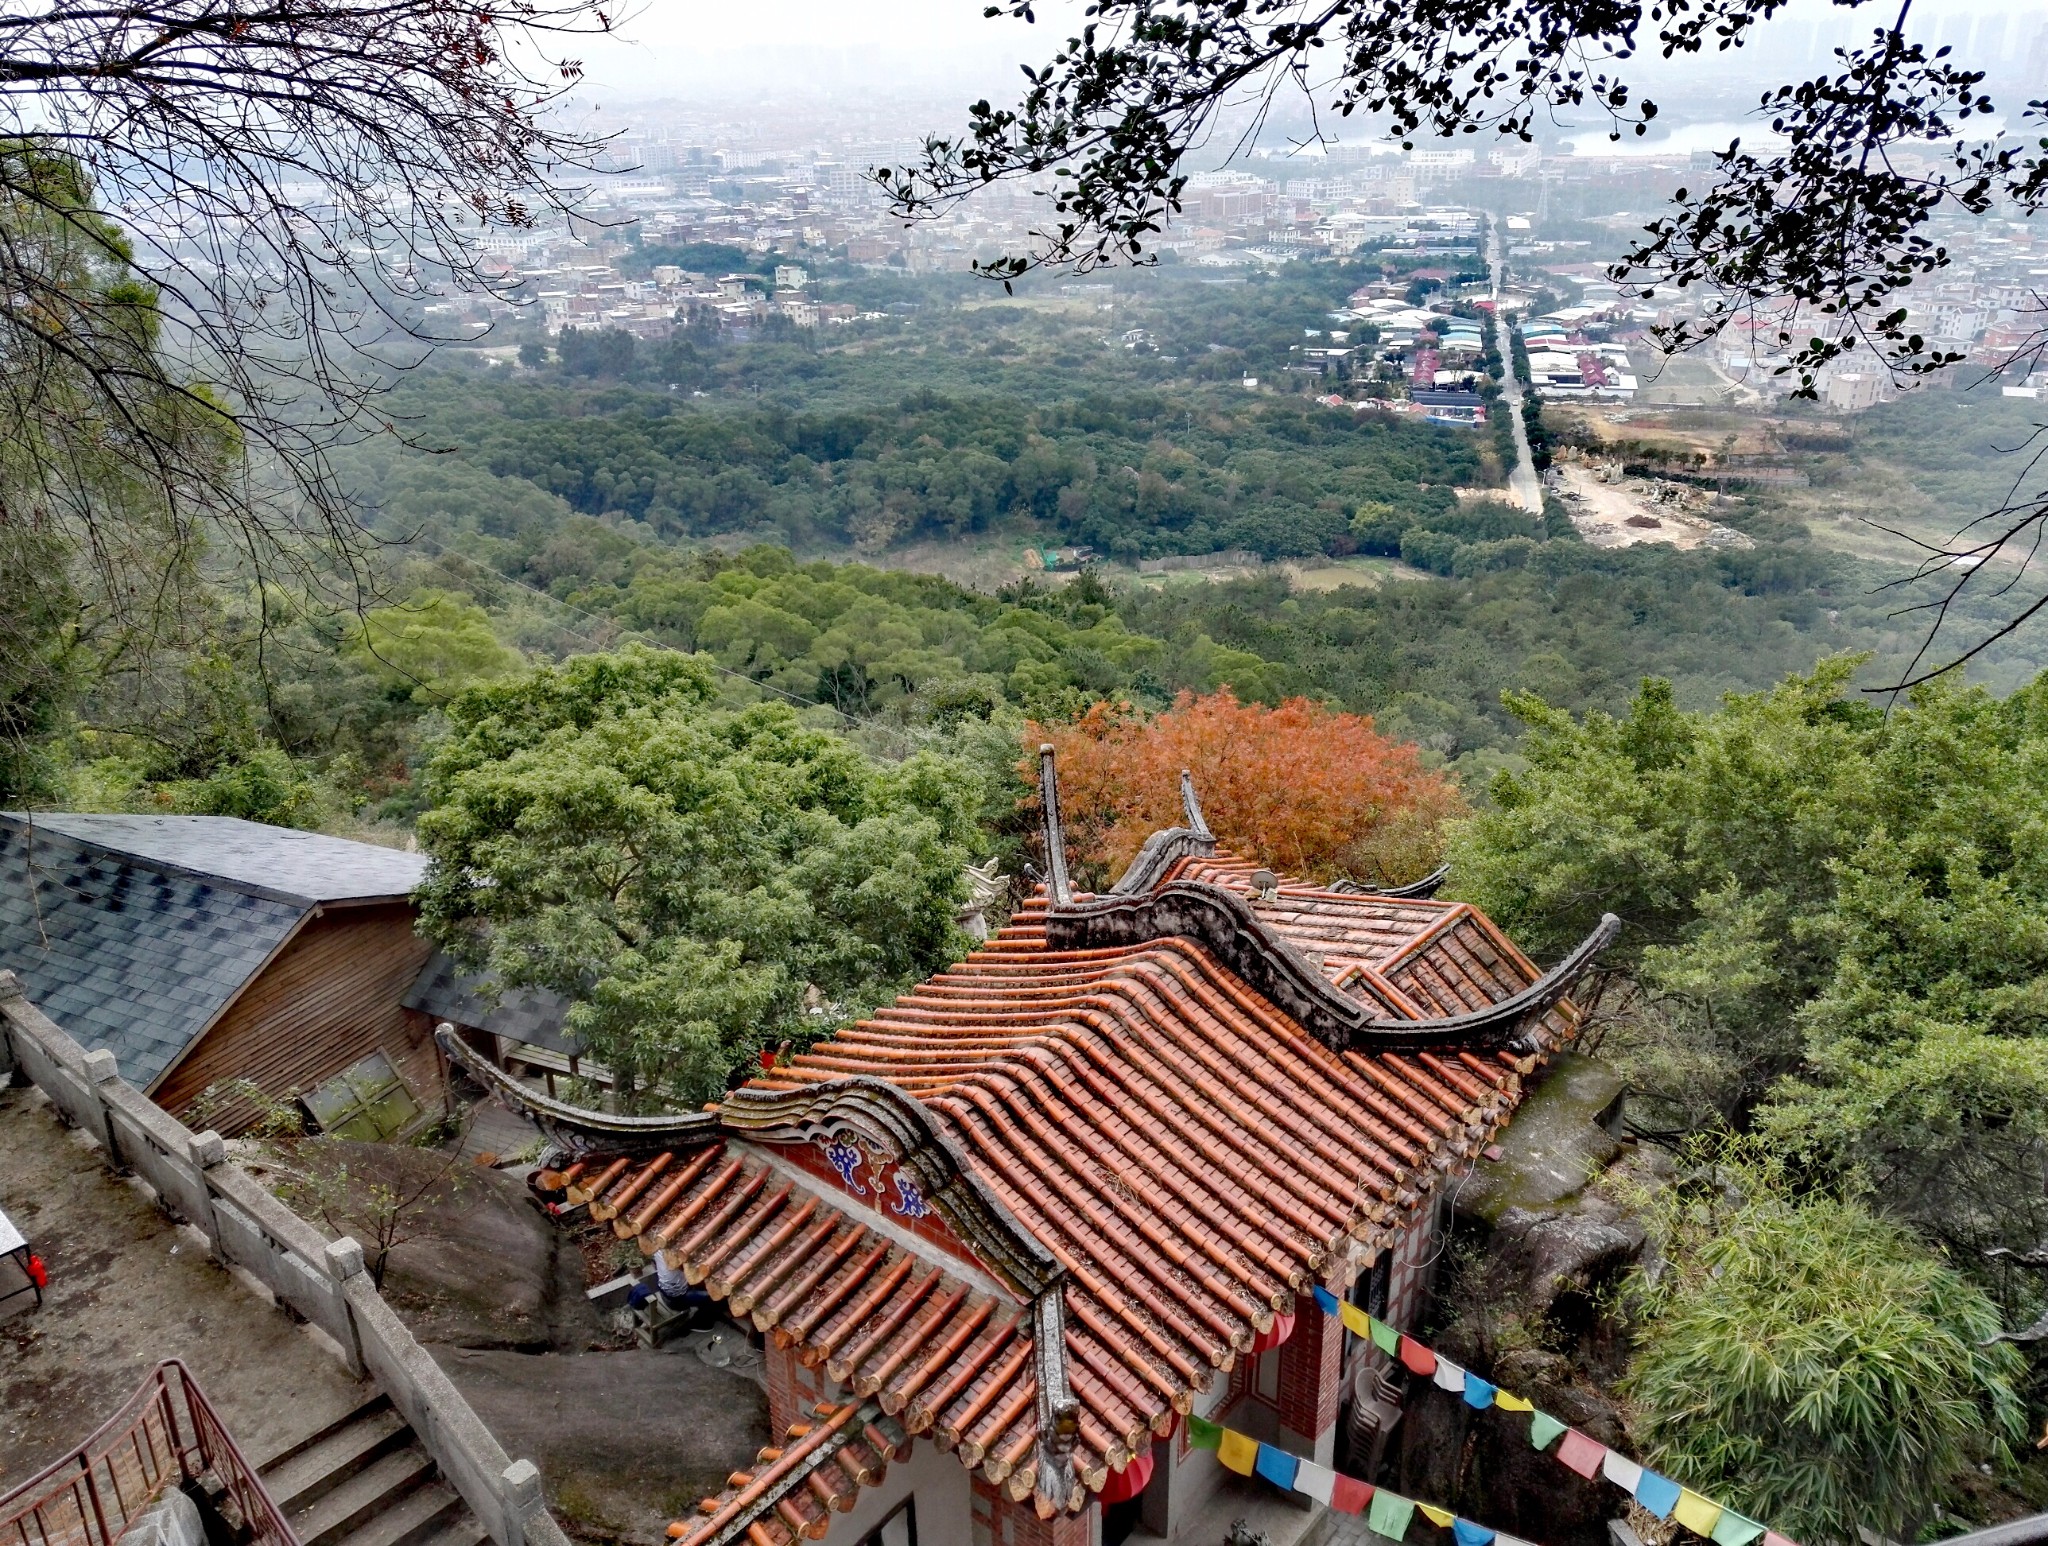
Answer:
1249 1312 1295 1355
1098 1447 1154 1504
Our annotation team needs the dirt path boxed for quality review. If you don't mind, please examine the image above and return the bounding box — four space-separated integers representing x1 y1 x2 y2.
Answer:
0 1086 365 1487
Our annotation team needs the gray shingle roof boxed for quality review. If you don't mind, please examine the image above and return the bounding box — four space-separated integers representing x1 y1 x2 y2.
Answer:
0 817 311 1089
3 813 427 906
403 951 577 1055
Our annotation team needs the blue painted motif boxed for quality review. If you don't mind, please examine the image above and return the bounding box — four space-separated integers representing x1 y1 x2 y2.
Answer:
821 1139 868 1196
891 1173 933 1220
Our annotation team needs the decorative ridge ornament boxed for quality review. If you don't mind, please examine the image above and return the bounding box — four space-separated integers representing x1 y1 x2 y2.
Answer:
1330 863 1452 900
1108 825 1218 895
435 1025 720 1152
1179 768 1212 839
1043 885 1619 1055
1030 1288 1082 1515
1038 743 1073 906
722 1077 1065 1301
434 1028 1067 1303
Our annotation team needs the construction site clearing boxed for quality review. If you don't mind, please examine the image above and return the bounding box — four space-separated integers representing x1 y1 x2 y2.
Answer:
1547 461 1757 551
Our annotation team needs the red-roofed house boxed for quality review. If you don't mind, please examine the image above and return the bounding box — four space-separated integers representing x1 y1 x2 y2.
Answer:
443 760 1614 1546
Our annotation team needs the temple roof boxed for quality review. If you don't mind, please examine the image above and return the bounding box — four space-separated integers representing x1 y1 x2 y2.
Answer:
458 836 1611 1528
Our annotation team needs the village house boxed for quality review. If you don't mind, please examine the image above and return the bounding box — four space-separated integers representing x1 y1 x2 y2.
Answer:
0 813 448 1135
443 761 1615 1546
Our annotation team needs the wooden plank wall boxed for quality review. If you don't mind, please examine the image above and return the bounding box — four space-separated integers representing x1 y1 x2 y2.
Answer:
155 902 442 1135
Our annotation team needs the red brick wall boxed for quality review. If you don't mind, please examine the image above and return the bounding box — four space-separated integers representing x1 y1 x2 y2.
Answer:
1276 1298 1344 1442
765 1339 824 1438
970 1474 1093 1546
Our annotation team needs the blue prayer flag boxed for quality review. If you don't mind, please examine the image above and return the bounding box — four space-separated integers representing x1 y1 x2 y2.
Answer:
1462 1374 1498 1410
1634 1471 1681 1519
1254 1445 1300 1491
1452 1521 1496 1546
1312 1285 1342 1316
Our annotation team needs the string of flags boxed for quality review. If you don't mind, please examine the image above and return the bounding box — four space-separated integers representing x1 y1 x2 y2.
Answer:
1186 1412 1535 1546
1304 1285 1798 1546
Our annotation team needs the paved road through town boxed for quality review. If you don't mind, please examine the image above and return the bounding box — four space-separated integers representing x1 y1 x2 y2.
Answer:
1488 215 1545 514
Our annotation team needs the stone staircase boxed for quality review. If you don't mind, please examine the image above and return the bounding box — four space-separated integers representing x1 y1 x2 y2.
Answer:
257 1394 488 1546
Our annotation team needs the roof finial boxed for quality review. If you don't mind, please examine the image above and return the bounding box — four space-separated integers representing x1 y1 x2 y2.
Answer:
1038 744 1073 906
1178 769 1211 839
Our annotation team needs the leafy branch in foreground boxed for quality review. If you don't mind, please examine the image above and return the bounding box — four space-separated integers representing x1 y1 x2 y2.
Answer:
886 0 2044 394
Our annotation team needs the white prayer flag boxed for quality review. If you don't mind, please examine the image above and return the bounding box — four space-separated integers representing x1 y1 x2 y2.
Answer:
1293 1459 1337 1505
1602 1451 1643 1492
1433 1358 1467 1393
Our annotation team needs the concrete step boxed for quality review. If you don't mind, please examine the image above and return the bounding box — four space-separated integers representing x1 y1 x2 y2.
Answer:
264 1405 411 1514
257 1393 395 1477
289 1448 436 1546
413 1510 492 1546
329 1478 466 1546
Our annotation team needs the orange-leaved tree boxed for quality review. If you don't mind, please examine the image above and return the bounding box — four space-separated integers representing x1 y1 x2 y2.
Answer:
1028 690 1463 886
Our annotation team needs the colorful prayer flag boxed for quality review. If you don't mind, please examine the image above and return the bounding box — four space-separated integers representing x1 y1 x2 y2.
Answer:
1462 1374 1497 1410
1601 1451 1643 1492
1635 1471 1682 1519
1762 1534 1797 1546
1313 1285 1342 1316
1555 1429 1606 1479
1528 1411 1567 1451
1674 1491 1723 1536
1187 1415 1221 1451
1452 1521 1496 1546
1433 1358 1467 1394
1294 1459 1337 1506
1218 1430 1259 1476
1369 1316 1401 1356
1255 1446 1300 1491
1398 1335 1438 1376
1419 1504 1456 1527
1341 1302 1373 1339
1368 1489 1417 1541
1331 1475 1373 1514
1494 1392 1534 1412
1711 1513 1765 1546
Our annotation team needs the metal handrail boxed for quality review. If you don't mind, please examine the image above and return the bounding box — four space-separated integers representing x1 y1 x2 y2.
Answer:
0 1361 297 1546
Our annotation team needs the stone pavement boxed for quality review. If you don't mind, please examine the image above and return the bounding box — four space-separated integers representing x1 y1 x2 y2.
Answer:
0 1084 365 1488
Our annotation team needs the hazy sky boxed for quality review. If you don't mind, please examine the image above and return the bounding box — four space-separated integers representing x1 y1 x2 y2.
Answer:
570 0 2047 142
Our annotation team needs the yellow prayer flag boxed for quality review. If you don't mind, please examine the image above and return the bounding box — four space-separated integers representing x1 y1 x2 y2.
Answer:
1674 1490 1724 1536
1339 1302 1373 1337
1418 1504 1456 1527
1218 1430 1259 1477
1493 1392 1534 1412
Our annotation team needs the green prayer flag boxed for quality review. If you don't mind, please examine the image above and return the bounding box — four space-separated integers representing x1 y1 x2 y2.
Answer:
1529 1411 1568 1451
1710 1513 1765 1546
1187 1415 1222 1451
1368 1316 1401 1356
1368 1488 1417 1541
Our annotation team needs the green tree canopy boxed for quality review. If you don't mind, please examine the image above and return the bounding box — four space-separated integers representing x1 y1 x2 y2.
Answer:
413 646 983 1108
1447 661 2048 1262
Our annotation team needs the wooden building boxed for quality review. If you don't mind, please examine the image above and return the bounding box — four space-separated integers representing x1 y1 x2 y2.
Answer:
0 813 445 1136
450 764 1616 1546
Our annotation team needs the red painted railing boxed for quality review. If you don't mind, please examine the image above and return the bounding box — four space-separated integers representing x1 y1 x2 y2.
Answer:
0 1361 296 1546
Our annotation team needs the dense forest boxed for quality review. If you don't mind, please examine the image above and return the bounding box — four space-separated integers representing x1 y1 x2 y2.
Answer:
14 217 2048 1542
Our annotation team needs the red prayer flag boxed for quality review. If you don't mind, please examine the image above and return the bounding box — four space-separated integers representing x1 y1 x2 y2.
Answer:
1396 1334 1437 1376
1555 1429 1606 1479
1330 1476 1373 1514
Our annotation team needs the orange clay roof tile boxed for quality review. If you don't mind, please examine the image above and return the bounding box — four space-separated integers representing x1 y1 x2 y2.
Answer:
559 851 1583 1535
